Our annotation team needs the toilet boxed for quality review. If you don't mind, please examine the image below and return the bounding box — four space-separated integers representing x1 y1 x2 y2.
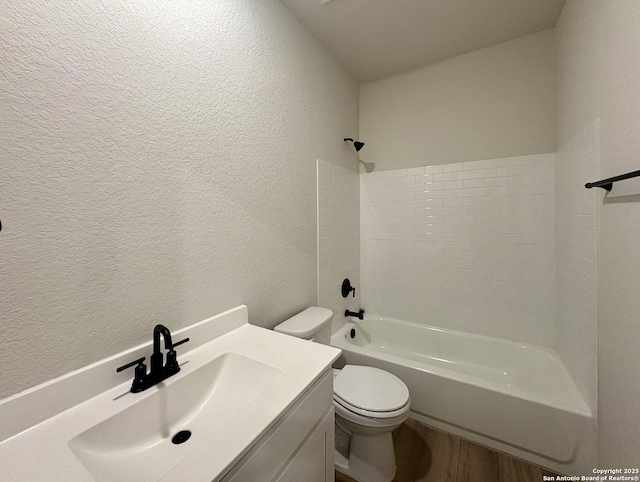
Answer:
275 307 410 482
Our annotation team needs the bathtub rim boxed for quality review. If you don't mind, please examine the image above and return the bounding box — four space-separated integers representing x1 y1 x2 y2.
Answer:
332 316 591 419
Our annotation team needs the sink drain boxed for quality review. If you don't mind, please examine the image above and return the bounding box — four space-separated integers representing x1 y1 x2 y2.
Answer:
172 430 192 445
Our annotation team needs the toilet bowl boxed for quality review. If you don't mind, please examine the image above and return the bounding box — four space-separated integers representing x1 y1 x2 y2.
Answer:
274 307 411 482
332 365 410 482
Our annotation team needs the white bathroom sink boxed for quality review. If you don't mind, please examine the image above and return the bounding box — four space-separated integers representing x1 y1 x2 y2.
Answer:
69 353 284 482
0 306 342 482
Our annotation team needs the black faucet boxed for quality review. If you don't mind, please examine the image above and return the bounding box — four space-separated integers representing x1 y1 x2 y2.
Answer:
116 324 190 393
151 324 173 375
345 309 365 320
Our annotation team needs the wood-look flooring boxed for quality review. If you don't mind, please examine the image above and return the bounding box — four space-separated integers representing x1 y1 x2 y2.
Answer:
335 419 558 482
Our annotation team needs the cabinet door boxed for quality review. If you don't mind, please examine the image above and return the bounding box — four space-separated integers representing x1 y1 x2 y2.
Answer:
275 408 334 482
220 371 333 482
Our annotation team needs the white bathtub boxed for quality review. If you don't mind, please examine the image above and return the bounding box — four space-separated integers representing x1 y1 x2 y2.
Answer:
331 316 592 466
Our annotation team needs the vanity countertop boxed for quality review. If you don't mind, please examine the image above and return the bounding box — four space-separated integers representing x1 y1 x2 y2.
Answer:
0 306 341 482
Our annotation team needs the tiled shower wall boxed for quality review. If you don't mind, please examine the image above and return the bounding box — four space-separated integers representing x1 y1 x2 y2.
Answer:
317 160 360 333
555 121 599 416
361 154 556 346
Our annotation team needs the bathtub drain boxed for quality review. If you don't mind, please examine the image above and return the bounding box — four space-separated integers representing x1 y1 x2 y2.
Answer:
172 430 192 445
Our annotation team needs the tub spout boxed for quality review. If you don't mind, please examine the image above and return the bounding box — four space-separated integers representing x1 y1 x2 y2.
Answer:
345 309 364 320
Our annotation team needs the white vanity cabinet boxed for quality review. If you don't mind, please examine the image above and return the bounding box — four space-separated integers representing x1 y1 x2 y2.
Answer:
220 370 335 482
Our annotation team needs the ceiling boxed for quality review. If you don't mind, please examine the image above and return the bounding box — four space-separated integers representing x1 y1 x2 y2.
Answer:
279 0 565 82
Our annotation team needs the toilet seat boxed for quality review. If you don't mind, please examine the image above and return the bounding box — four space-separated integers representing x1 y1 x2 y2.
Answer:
333 365 410 419
333 395 410 419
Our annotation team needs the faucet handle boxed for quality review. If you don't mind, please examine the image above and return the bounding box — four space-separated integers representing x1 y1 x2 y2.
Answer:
342 279 356 298
171 337 190 350
116 357 149 393
166 338 189 373
116 357 146 373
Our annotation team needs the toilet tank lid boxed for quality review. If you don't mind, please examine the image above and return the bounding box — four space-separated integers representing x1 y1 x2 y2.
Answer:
274 307 334 338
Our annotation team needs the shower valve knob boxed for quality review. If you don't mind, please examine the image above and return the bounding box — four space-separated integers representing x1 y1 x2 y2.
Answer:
342 278 356 298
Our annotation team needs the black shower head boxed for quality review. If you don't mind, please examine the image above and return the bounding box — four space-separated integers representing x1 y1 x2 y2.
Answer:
344 138 365 152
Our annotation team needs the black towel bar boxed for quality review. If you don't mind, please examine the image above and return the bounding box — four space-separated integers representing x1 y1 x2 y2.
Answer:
585 169 640 191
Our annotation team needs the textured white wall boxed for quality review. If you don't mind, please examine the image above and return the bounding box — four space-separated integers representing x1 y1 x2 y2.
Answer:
556 0 640 466
317 160 360 333
0 0 358 399
359 30 556 171
360 154 556 346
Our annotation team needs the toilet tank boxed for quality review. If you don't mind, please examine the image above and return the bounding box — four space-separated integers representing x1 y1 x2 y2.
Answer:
274 307 334 344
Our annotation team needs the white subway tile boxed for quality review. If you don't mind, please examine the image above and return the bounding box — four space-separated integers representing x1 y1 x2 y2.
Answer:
485 177 509 187
424 199 444 207
366 184 407 194
484 157 512 169
415 191 436 200
420 173 435 182
497 166 522 177
364 176 408 187
398 192 417 201
511 155 535 166
443 180 464 190
464 159 486 170
424 181 443 191
406 167 425 176
464 179 486 189
434 172 454 182
362 169 406 179
475 168 497 178
425 165 444 174
434 190 453 199
443 198 464 207
455 171 475 180
444 162 465 172
455 188 476 198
